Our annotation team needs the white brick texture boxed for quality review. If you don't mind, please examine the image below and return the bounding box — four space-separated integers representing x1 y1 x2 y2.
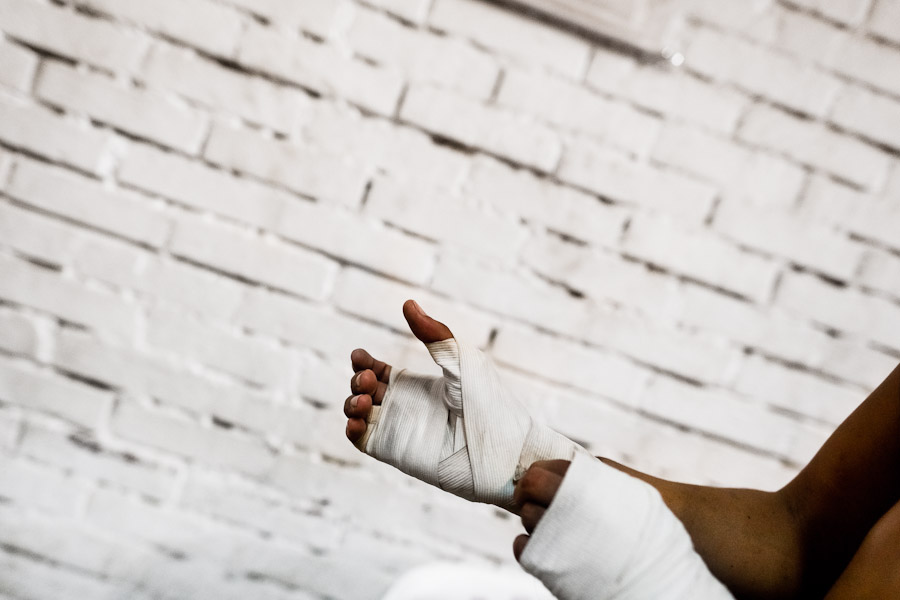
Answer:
1 2 898 598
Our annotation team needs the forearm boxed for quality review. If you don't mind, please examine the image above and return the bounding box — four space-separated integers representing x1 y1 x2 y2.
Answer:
599 458 803 600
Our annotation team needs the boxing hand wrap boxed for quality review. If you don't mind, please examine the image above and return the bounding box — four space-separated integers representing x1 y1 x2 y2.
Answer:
519 453 734 600
356 338 583 511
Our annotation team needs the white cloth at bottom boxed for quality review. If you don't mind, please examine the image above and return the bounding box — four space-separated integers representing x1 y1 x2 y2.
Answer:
519 453 734 600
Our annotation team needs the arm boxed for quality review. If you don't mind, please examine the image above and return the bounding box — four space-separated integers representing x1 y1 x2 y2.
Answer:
517 363 900 600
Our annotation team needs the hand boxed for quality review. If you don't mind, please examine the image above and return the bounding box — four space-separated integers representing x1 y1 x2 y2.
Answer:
513 459 571 561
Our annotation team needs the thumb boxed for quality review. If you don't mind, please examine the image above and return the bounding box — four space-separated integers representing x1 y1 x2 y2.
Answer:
403 299 453 344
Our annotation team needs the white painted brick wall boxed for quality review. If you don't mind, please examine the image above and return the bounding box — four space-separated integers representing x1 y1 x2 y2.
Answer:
1 0 898 598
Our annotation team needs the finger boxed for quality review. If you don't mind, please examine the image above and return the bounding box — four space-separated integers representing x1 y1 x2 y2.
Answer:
346 418 367 443
343 394 372 419
513 534 529 562
514 466 564 507
350 369 378 395
350 348 392 383
529 459 571 478
520 502 546 534
402 299 453 344
372 380 388 405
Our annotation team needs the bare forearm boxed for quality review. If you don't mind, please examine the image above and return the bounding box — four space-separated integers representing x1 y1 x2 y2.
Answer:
599 458 803 600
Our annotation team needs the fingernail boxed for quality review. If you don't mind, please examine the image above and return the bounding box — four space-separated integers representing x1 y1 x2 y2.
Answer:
350 396 358 410
411 299 425 316
354 372 362 386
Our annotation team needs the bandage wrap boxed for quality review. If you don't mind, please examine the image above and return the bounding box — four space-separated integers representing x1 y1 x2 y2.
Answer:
520 453 735 600
357 338 580 511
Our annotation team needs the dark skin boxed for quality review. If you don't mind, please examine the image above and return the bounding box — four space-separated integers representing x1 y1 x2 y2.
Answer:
345 300 900 599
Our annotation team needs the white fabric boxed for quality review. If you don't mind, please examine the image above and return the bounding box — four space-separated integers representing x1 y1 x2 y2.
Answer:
356 338 582 511
520 452 735 600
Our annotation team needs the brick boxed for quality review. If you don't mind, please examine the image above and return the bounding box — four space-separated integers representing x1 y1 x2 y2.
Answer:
719 152 807 209
297 354 350 405
276 196 437 285
775 9 847 64
0 358 111 427
0 409 19 450
586 53 748 134
20 424 177 499
365 176 528 262
333 267 495 346
735 355 863 426
366 0 431 22
858 248 900 300
521 233 682 316
0 306 40 357
0 455 90 515
623 213 780 302
639 376 825 463
0 0 148 73
77 0 243 57
828 34 900 98
492 325 649 405
869 0 900 44
428 0 591 78
1 547 131 600
237 22 402 116
36 61 208 154
401 84 562 172
290 401 368 464
811 336 900 390
0 201 94 267
559 140 716 223
168 213 336 301
887 161 900 200
689 0 779 38
146 306 296 387
75 238 246 319
0 506 162 585
233 287 434 372
348 8 499 99
296 102 469 190
120 142 288 228
830 85 900 151
801 176 900 252
776 271 900 351
0 254 137 340
180 473 343 549
142 43 309 133
221 0 345 39
668 283 896 389
204 122 368 207
0 95 114 175
8 157 172 247
431 253 592 338
463 155 628 245
651 122 751 186
713 200 866 280
112 401 277 474
54 329 284 432
790 0 873 26
516 373 796 488
577 306 744 386
739 104 890 190
686 27 842 117
229 535 395 598
86 487 243 559
498 68 661 156
0 39 37 91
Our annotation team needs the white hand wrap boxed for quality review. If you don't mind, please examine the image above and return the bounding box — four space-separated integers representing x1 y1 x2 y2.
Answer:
357 338 582 511
520 453 734 600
